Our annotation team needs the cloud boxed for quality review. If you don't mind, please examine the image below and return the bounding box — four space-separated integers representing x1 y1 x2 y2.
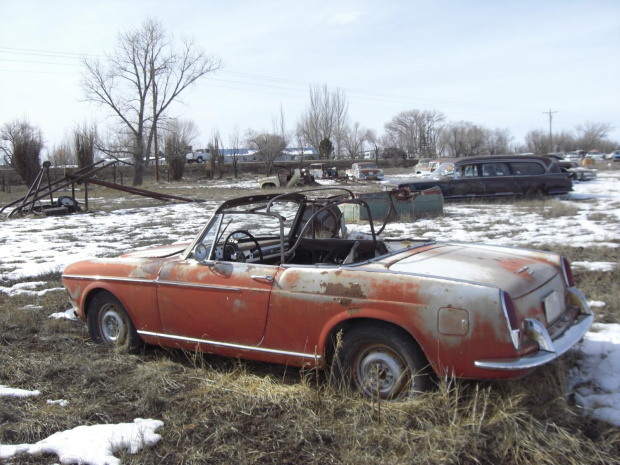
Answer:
331 10 363 25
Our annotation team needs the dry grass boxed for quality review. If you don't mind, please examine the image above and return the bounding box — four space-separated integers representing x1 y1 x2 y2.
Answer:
1 273 619 464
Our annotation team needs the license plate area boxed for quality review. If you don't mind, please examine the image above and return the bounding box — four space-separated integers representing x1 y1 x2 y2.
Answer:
543 291 563 324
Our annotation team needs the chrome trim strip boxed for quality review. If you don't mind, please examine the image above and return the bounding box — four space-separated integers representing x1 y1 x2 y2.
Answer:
61 275 156 284
137 330 322 360
474 313 593 371
155 280 243 293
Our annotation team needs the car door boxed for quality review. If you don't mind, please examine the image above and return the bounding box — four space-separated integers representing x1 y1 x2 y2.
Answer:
480 162 517 197
156 259 278 346
451 163 486 198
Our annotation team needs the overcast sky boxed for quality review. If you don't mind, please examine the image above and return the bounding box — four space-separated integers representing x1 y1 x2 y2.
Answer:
1 0 619 153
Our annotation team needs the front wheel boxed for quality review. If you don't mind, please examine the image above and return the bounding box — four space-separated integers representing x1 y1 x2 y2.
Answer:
333 323 432 400
87 292 142 352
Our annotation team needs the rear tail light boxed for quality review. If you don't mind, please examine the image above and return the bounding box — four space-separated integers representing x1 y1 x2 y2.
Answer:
501 290 521 349
561 256 575 287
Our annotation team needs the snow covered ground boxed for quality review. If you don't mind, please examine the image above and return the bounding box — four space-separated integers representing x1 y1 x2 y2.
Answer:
1 170 619 463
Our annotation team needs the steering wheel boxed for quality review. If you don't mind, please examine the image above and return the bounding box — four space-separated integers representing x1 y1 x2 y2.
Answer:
222 230 263 262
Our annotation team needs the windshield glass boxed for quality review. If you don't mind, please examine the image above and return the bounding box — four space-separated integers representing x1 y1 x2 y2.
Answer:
431 163 454 179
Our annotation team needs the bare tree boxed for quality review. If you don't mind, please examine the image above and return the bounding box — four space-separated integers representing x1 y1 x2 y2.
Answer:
228 125 241 178
297 83 349 158
440 121 486 158
575 122 614 150
247 114 290 176
524 129 549 155
74 123 98 168
1 119 43 186
208 131 225 179
294 127 307 168
342 122 368 159
384 109 445 158
365 129 383 164
49 137 76 167
81 17 220 186
163 119 198 181
484 128 513 155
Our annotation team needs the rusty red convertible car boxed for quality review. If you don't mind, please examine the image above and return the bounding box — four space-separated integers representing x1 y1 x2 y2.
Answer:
62 188 592 400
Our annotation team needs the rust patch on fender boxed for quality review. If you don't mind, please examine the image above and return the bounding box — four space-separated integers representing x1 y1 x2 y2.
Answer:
335 297 353 306
321 282 366 299
347 307 362 315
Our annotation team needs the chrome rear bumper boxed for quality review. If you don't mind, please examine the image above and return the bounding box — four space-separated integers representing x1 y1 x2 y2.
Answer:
475 288 593 371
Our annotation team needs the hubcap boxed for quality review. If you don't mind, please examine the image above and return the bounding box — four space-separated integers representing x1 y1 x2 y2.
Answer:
100 304 125 344
356 345 409 399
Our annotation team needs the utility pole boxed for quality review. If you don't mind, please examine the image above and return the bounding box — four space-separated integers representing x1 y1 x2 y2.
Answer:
543 109 557 153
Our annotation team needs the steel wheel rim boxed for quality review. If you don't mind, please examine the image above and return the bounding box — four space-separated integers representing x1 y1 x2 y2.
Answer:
355 344 409 399
100 304 126 344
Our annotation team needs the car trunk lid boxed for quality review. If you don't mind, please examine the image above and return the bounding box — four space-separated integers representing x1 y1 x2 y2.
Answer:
388 244 558 299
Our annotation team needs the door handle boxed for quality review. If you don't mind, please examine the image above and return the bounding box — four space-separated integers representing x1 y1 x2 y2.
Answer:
251 275 274 283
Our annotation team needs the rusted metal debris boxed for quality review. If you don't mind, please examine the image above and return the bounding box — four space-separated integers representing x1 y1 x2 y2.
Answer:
1 160 201 218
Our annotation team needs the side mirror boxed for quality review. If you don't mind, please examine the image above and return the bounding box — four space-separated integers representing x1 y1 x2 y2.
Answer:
194 243 209 262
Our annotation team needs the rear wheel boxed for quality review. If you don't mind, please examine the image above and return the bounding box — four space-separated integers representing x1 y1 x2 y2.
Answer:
87 292 142 352
333 323 432 400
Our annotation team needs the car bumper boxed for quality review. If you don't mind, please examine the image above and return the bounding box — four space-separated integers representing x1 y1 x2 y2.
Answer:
475 289 593 371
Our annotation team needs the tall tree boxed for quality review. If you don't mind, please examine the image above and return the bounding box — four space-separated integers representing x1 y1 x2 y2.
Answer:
365 129 383 164
342 122 368 159
318 137 334 160
575 122 614 150
228 125 241 178
208 131 225 179
384 109 445 158
0 119 43 186
49 138 76 167
74 123 98 168
163 119 198 181
484 128 513 155
297 84 349 157
81 17 220 186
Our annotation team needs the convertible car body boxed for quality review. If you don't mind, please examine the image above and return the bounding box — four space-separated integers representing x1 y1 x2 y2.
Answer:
62 188 592 400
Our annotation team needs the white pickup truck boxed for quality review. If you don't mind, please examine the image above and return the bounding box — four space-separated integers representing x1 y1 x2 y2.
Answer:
186 149 210 164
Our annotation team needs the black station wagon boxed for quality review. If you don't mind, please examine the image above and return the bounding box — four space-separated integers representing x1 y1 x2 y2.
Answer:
385 155 572 200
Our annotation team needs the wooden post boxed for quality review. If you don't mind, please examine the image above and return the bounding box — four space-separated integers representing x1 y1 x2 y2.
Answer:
84 181 89 211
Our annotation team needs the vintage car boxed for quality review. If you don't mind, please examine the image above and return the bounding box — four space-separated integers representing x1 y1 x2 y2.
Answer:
346 162 384 181
62 188 592 400
308 163 339 179
414 158 439 177
384 155 572 200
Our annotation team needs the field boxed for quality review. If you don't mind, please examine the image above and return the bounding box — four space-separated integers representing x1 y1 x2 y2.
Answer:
1 165 620 464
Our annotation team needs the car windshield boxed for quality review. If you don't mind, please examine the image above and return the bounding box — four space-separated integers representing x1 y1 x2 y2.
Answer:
431 163 454 178
194 200 300 261
359 163 378 169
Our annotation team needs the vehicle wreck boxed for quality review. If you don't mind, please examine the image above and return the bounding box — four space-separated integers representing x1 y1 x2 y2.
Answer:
385 155 573 200
62 187 593 400
258 168 319 189
339 187 444 223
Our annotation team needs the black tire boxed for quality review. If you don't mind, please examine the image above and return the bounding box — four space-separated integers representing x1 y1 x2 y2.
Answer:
332 323 432 400
87 292 142 352
196 156 204 163
57 196 80 213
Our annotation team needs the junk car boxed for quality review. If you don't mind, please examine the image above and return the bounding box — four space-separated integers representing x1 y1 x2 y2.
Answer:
384 155 572 200
62 188 592 400
346 162 385 181
308 163 339 179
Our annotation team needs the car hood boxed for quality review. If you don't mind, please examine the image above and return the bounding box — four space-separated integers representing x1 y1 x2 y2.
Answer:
389 244 558 298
